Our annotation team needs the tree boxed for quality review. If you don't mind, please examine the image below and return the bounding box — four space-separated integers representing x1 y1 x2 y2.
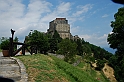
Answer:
107 7 124 56
75 39 83 56
53 30 62 43
0 39 9 50
0 37 8 42
96 59 105 71
49 38 58 53
57 39 77 63
0 37 9 48
49 30 62 53
28 30 49 54
107 7 124 82
109 55 118 67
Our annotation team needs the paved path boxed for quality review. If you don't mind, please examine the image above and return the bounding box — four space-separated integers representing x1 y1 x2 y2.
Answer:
0 52 3 56
0 52 28 82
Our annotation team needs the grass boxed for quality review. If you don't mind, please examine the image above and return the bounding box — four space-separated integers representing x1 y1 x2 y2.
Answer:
50 55 98 82
77 60 110 82
16 54 110 82
16 54 71 82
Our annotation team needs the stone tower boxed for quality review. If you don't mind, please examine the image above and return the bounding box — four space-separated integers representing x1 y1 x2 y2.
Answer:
47 18 71 39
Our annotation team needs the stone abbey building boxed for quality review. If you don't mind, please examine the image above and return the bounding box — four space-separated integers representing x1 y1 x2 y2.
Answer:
47 18 71 39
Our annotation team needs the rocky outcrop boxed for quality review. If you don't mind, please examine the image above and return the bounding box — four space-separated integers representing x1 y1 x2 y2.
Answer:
102 63 117 82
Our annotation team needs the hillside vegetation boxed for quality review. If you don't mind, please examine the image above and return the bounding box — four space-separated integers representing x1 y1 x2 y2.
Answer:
16 54 109 82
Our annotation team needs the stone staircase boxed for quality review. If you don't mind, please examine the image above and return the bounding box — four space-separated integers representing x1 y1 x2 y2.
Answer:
0 57 21 82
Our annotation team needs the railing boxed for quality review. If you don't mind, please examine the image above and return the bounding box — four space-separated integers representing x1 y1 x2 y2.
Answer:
9 29 37 56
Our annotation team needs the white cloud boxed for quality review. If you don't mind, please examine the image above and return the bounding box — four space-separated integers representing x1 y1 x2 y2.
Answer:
79 34 91 40
40 2 72 22
71 26 81 35
25 0 51 17
0 0 73 42
57 2 71 14
0 0 52 41
73 4 93 17
102 14 109 18
98 34 107 40
79 34 108 47
0 0 25 37
109 32 113 34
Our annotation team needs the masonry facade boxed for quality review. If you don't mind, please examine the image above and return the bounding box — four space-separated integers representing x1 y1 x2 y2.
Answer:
47 18 71 39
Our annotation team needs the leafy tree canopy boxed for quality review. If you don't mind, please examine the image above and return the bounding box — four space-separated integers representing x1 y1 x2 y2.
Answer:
57 39 77 63
107 7 124 82
107 7 124 55
28 30 49 54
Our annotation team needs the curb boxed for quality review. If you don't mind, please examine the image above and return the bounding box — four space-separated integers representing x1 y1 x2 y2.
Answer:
11 57 28 82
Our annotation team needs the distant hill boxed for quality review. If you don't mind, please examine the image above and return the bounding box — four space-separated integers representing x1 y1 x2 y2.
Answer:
104 47 116 54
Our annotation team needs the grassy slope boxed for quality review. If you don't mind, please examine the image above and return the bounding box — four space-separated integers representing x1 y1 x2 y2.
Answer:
16 54 109 82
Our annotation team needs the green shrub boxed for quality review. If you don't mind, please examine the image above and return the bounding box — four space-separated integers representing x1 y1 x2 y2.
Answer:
96 59 105 71
0 39 9 50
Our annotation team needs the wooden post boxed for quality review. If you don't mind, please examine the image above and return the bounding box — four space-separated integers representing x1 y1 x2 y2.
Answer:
9 38 13 56
11 29 15 40
10 29 15 56
13 46 23 55
22 45 25 55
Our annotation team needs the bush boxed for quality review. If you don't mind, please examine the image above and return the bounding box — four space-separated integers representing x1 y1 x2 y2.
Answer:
0 40 9 50
96 59 105 71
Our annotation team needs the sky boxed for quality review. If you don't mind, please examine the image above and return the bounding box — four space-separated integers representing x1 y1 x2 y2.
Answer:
0 0 123 53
